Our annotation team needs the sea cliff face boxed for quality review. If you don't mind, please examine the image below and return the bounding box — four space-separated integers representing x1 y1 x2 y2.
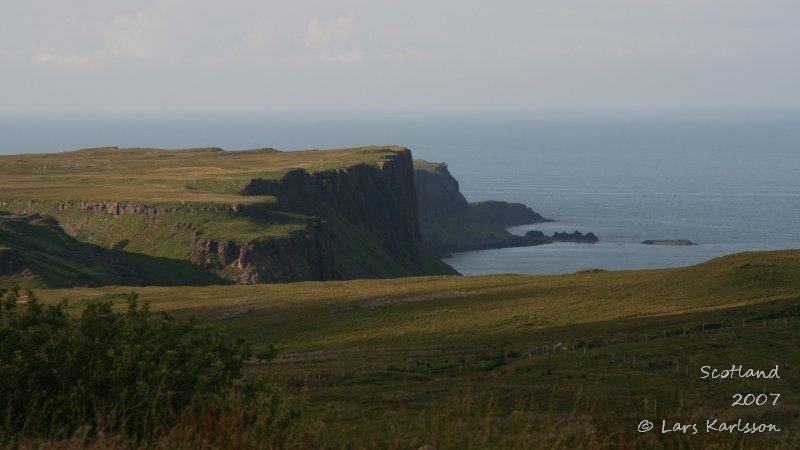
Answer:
413 161 551 256
414 162 468 225
241 149 426 269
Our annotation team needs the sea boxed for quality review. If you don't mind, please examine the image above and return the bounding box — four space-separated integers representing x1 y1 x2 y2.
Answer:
2 110 799 275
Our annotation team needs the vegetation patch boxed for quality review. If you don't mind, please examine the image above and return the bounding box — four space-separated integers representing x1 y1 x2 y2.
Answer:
0 288 296 447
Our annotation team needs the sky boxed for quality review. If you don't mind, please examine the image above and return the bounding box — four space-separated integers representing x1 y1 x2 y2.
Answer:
1 0 799 113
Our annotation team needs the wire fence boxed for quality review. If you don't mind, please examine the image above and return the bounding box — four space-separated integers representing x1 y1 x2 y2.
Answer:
269 314 796 384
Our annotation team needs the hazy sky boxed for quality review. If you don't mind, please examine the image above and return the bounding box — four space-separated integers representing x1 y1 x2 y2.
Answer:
2 0 798 113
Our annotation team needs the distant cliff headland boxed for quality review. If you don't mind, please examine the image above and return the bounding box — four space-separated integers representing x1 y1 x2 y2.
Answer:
413 161 597 256
0 146 593 288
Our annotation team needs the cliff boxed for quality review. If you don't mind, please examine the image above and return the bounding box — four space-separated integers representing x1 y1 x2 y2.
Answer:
413 161 551 256
189 218 335 284
240 149 425 270
1 147 455 288
413 162 468 225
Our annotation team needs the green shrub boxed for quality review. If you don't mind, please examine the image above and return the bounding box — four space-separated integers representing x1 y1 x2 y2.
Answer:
0 288 275 442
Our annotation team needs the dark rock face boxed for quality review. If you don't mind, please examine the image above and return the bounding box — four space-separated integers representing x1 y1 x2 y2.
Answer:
241 149 424 268
641 240 697 246
413 163 468 225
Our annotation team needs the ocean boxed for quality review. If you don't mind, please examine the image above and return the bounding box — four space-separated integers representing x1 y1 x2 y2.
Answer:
2 110 799 275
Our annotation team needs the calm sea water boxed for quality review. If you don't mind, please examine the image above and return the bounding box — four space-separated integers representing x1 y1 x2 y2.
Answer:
2 111 799 275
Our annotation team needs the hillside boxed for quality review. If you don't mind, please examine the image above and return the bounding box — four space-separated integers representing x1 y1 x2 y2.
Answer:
34 249 800 448
0 146 455 287
37 249 800 349
0 213 223 288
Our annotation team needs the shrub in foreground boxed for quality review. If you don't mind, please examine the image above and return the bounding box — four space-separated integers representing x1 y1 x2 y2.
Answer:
0 288 290 444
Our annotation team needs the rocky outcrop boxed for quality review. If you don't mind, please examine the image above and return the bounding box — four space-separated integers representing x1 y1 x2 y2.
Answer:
444 233 550 253
551 231 599 243
642 240 697 246
48 200 247 217
443 229 600 254
190 219 334 284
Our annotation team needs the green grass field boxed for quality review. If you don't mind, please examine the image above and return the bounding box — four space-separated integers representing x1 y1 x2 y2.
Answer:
0 146 406 203
31 249 800 448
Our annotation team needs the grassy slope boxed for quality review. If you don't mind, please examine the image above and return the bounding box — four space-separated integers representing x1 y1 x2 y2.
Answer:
0 218 127 288
0 218 221 289
37 250 800 348
33 250 800 447
33 202 311 259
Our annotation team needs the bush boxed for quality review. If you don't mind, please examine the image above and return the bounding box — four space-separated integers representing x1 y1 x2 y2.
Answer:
0 288 279 442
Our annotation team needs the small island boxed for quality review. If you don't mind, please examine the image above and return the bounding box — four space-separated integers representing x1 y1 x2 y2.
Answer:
641 240 697 246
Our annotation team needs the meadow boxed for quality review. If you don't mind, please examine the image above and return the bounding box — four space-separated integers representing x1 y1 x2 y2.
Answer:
28 249 800 448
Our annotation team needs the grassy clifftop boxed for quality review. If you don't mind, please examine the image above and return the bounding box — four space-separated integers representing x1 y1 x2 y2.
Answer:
0 146 407 203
